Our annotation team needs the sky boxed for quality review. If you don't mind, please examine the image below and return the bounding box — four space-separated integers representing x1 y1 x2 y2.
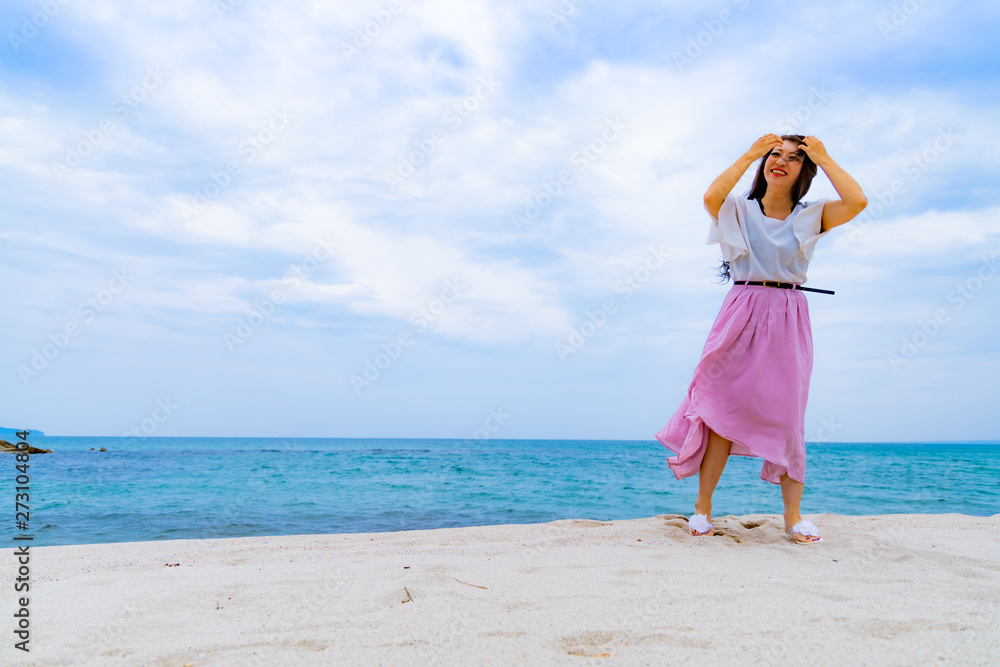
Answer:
2 0 998 442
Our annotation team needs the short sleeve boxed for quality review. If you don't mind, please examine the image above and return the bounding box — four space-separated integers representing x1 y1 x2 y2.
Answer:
705 194 749 261
792 199 832 261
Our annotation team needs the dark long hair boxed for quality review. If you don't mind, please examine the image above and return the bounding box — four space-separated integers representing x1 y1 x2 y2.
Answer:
716 134 819 283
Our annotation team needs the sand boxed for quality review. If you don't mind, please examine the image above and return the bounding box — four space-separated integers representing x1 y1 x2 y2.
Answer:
8 513 1000 666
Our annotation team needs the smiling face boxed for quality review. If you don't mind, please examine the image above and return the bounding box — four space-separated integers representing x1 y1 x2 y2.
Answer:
763 140 805 189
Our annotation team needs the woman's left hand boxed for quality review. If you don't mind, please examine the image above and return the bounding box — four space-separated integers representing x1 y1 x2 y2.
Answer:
798 135 830 164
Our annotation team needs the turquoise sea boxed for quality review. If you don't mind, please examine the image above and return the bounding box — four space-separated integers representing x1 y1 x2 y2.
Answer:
3 436 998 547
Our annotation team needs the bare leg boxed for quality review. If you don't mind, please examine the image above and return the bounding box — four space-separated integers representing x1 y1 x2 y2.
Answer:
692 428 731 535
780 473 820 543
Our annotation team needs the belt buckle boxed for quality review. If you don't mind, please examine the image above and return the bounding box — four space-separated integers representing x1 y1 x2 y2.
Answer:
762 280 779 288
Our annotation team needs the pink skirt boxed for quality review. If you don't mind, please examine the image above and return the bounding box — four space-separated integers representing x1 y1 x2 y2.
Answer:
655 283 814 485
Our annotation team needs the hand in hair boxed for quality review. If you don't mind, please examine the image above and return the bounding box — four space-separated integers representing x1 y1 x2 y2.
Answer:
750 134 784 159
704 134 786 219
797 135 830 165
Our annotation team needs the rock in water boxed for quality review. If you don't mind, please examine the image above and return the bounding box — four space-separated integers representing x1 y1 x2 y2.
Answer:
0 439 53 454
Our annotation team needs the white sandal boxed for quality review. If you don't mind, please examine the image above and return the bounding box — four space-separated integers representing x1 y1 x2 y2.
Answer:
689 513 713 536
786 520 822 544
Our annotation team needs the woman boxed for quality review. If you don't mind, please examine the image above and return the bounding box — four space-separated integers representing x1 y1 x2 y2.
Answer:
655 133 867 544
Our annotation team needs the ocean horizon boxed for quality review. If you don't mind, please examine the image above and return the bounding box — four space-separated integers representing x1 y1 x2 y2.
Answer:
4 436 998 548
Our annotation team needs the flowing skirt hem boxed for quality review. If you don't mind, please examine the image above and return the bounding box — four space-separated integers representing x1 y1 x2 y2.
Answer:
654 408 798 486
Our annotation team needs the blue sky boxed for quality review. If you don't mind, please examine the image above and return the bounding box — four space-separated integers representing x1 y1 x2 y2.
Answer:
2 0 998 441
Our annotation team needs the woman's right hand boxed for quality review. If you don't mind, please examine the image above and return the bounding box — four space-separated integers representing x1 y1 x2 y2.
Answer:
704 134 783 216
748 134 783 159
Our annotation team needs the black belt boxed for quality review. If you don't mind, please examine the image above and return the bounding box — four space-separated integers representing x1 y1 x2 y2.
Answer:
733 280 834 295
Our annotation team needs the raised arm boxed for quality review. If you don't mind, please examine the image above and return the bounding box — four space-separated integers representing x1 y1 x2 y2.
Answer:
798 135 868 232
703 134 783 218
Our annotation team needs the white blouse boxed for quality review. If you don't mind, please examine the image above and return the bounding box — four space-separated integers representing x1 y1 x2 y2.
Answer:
706 194 831 284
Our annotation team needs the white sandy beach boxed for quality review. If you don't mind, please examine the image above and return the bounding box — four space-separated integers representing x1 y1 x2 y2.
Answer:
9 513 1000 666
